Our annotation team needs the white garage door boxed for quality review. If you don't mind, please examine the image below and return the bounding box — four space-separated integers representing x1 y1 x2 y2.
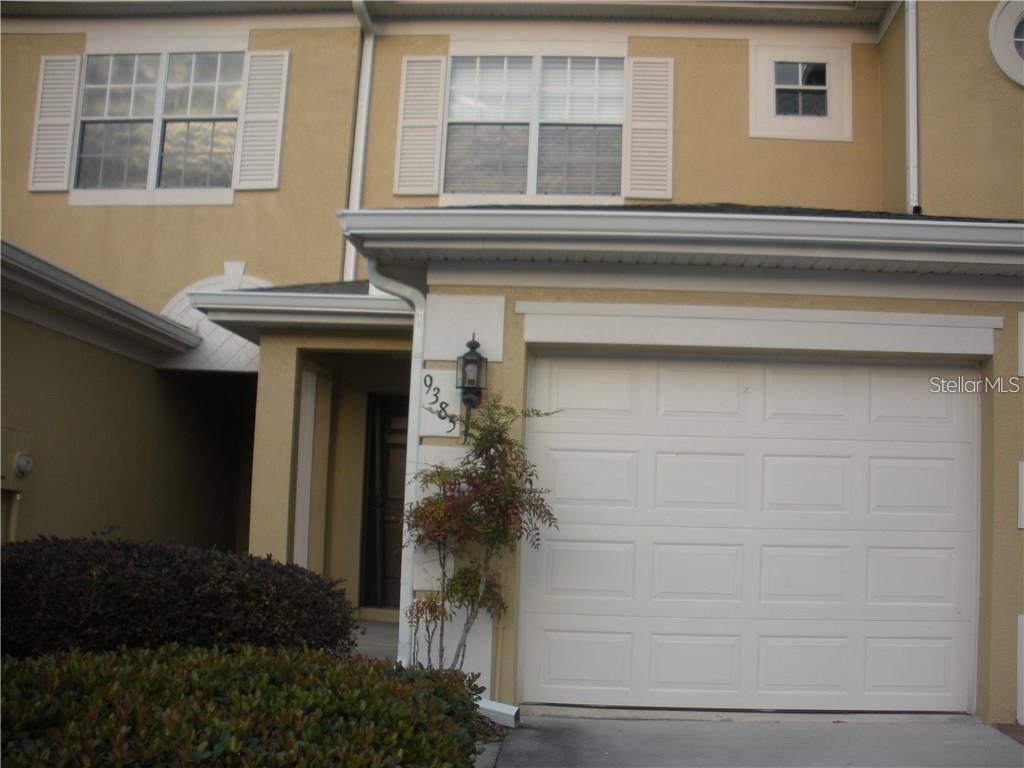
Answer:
522 355 978 711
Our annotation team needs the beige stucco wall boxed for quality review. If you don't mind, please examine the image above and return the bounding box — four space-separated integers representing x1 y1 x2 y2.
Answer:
879 6 907 213
918 1 1024 219
424 283 1023 723
627 37 883 210
1 313 248 548
0 25 361 315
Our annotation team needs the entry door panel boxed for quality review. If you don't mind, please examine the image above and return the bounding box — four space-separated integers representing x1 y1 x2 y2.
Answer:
522 356 977 711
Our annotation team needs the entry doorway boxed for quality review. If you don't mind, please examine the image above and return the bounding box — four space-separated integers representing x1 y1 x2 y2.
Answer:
360 395 408 608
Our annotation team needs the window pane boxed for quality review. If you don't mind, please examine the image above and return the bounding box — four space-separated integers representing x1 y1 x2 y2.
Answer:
136 55 159 84
159 154 184 187
77 156 101 188
775 89 800 115
448 56 533 122
189 85 215 115
477 57 505 119
212 121 237 153
537 124 621 196
82 87 107 117
220 52 244 82
168 54 192 84
127 150 150 186
163 122 187 153
194 53 218 82
85 56 110 86
187 122 213 153
801 90 828 116
164 86 189 116
80 123 105 154
448 57 478 121
107 86 132 117
215 84 241 115
540 57 568 121
774 61 799 85
596 58 624 122
568 57 597 122
443 123 528 194
132 86 156 117
111 55 135 85
505 56 533 121
801 62 827 86
100 156 126 187
208 153 233 187
104 122 130 153
184 156 208 187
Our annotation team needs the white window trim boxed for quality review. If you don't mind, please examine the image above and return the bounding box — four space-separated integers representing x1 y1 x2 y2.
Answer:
69 188 234 206
988 0 1024 87
749 42 852 142
69 47 244 206
439 53 627 206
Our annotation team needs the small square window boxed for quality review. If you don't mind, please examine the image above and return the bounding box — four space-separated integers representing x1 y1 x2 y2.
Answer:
773 61 827 117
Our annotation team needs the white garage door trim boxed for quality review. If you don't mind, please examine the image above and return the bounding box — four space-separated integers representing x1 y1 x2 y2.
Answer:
521 352 980 712
515 301 1004 357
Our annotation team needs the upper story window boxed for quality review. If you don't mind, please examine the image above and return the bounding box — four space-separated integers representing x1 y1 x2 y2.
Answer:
441 55 626 198
749 43 851 142
27 48 289 203
773 61 827 117
76 52 243 191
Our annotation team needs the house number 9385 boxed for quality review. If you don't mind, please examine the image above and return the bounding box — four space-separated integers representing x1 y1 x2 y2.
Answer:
423 374 458 434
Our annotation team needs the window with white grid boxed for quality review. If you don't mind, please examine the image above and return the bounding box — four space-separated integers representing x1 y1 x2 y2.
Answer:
442 55 625 197
74 51 243 190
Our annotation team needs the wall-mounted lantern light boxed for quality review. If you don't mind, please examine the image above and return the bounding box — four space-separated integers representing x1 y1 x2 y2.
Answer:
455 334 487 434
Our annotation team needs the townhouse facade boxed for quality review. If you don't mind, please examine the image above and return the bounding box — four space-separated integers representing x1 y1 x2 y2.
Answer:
2 1 1022 724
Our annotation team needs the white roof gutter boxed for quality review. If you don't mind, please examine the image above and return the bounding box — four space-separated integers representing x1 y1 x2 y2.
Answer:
343 0 375 282
341 208 1024 277
906 0 920 214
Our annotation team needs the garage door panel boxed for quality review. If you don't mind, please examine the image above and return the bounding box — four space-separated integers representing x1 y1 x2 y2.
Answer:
531 358 976 444
536 437 974 532
522 613 970 710
526 526 972 622
523 355 977 711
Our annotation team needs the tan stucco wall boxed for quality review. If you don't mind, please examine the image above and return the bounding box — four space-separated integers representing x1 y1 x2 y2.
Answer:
879 7 907 213
627 37 883 210
1 313 249 548
1 26 360 315
918 1 1024 219
425 283 1023 723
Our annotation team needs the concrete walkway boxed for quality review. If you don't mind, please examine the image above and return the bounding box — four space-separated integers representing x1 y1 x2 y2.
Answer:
353 620 397 661
492 711 1024 768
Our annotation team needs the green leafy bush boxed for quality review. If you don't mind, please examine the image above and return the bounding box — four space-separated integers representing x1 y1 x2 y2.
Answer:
1 537 355 657
2 645 483 767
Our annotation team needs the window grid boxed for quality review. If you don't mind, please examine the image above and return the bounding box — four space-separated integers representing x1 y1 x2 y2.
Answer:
75 51 243 191
442 54 625 198
774 61 828 117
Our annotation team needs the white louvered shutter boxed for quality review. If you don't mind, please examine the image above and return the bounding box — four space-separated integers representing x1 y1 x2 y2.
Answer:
28 56 81 191
394 56 446 195
233 50 290 190
623 57 673 199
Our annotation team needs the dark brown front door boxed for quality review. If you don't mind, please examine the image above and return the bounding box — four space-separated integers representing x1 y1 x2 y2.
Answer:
360 396 407 608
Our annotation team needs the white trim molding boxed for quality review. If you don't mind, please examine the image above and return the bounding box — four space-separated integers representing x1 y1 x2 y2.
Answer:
749 42 852 142
190 289 412 343
1019 613 1024 725
1 240 199 364
515 301 1003 358
341 208 1024 278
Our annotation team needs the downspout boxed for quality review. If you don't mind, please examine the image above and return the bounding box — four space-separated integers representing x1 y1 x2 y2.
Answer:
364 255 425 666
344 0 376 281
905 0 921 214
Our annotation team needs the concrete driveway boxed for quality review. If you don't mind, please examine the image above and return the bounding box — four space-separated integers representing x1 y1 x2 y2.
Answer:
489 709 1024 768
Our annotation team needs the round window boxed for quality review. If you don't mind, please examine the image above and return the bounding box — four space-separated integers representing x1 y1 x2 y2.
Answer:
989 1 1024 85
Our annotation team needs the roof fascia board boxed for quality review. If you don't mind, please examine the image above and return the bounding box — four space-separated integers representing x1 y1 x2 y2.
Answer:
340 209 1024 272
1 242 200 356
